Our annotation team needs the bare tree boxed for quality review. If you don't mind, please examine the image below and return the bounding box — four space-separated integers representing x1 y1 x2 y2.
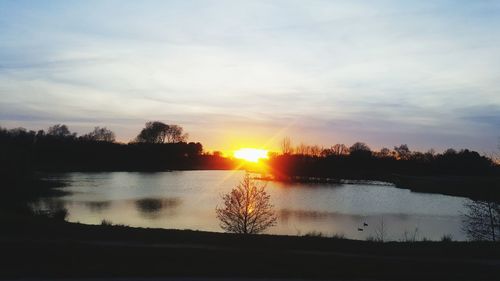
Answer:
331 144 350 156
165 124 188 143
281 137 293 155
309 145 322 157
371 217 387 242
462 200 499 241
295 143 309 155
216 172 277 234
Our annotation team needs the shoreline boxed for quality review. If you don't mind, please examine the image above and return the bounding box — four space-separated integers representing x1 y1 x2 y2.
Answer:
1 215 499 279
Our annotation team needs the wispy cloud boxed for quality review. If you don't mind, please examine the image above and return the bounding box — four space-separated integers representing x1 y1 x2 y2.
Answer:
0 0 499 152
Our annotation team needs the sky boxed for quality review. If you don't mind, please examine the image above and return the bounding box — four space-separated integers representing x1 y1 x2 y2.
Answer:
1 0 499 154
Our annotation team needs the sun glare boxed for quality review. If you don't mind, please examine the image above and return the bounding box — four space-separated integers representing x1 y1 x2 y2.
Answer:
233 148 269 163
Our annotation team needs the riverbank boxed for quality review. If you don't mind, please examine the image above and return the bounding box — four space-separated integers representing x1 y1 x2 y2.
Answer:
1 213 499 280
392 174 500 201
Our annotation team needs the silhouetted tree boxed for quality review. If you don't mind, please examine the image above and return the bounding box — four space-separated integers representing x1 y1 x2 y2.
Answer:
309 145 322 157
81 127 115 142
410 151 426 162
331 144 350 156
295 143 309 155
293 143 323 156
165 124 188 143
379 147 392 157
349 142 372 158
462 200 499 241
36 130 45 138
135 121 169 143
216 172 277 234
394 144 411 160
444 148 457 155
47 124 74 138
424 149 436 161
7 127 27 136
321 147 334 157
281 137 293 155
350 142 370 152
135 121 187 143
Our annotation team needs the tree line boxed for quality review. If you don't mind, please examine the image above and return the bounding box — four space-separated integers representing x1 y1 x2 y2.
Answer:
280 137 492 162
274 137 497 176
270 137 500 201
1 121 188 144
0 121 235 180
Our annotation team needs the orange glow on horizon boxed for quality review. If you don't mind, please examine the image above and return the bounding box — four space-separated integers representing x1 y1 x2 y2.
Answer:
233 148 269 163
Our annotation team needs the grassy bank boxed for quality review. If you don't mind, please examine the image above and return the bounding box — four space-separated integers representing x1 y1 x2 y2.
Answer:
1 212 499 280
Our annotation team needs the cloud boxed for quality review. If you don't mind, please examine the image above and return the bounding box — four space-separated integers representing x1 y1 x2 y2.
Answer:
0 0 499 152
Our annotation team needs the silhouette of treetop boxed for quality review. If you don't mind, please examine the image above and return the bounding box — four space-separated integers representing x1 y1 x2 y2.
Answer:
135 121 188 144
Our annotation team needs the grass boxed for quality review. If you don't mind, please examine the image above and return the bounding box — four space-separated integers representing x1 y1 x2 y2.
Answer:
304 230 324 237
1 214 499 280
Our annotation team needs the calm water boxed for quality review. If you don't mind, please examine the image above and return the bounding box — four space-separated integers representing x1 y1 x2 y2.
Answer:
33 170 472 241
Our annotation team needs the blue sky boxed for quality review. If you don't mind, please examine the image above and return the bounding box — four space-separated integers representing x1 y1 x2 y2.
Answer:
1 0 499 153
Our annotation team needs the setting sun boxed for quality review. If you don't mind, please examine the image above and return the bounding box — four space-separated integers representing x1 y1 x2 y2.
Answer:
233 148 269 162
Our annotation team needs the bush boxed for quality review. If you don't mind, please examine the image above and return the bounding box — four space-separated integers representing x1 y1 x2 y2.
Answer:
440 234 453 242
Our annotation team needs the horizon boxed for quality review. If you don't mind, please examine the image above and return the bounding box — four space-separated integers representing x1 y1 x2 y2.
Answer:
1 121 496 158
1 1 500 154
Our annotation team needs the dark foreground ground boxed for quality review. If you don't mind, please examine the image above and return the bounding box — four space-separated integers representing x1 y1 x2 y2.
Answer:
1 213 499 281
0 277 364 281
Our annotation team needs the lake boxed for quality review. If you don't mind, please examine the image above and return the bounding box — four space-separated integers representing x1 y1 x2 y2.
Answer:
32 170 472 241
